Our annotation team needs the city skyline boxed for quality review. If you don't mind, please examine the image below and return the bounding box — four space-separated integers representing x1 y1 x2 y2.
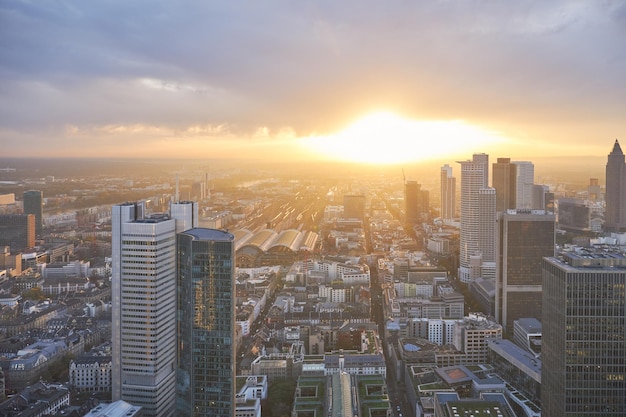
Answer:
1 1 625 162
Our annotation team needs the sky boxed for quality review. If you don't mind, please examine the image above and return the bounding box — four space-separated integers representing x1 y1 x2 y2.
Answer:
1 1 625 163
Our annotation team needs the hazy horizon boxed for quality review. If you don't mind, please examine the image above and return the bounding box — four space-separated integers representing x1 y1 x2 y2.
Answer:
1 1 625 162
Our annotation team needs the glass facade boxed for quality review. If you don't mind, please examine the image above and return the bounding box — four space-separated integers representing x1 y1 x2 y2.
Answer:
177 228 235 417
542 258 626 416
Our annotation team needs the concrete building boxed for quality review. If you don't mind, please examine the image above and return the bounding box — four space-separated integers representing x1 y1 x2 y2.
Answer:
513 161 534 210
112 201 196 417
458 153 493 283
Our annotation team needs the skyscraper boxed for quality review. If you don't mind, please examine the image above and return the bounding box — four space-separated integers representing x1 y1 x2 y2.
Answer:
343 194 366 220
23 190 43 237
542 253 626 416
112 201 197 417
495 211 554 333
404 181 420 225
513 161 534 210
605 139 626 232
440 164 456 221
458 153 495 283
176 228 235 417
492 158 516 212
0 214 35 251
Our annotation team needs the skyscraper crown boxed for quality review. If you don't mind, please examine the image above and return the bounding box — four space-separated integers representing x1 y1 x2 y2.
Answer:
611 139 623 155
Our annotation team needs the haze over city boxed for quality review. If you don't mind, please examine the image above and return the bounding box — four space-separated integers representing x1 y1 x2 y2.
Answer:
2 1 625 162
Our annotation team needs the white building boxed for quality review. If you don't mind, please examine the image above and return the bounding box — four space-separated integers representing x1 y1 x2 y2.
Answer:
514 161 535 210
69 356 112 392
111 201 196 417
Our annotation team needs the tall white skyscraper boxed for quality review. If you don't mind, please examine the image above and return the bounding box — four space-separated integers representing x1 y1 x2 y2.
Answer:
458 153 495 283
112 201 197 417
440 164 456 221
513 161 534 210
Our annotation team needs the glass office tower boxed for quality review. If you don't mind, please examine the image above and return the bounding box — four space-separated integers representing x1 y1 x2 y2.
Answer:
177 228 235 417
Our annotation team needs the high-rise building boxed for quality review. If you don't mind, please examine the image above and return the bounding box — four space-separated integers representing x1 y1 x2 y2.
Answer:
112 201 197 417
542 252 626 416
404 181 420 225
343 194 366 220
176 228 235 417
492 158 517 212
512 161 534 210
495 211 554 333
23 190 43 237
440 164 456 221
605 139 626 232
458 154 494 283
0 214 35 251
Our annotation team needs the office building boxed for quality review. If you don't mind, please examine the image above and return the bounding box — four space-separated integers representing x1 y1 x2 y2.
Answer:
458 153 494 283
0 214 35 251
405 181 420 224
513 162 534 210
23 190 43 237
492 158 517 212
177 228 235 417
495 211 554 333
542 252 626 416
440 164 456 221
605 139 626 232
557 198 591 232
343 194 366 220
112 201 197 417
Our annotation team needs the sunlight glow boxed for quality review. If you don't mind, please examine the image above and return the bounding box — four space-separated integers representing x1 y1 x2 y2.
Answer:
300 111 507 164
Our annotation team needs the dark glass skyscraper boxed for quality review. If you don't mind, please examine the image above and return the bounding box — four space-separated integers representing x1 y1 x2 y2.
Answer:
496 211 554 333
492 158 517 212
605 140 626 232
177 228 235 417
23 190 43 237
542 253 626 416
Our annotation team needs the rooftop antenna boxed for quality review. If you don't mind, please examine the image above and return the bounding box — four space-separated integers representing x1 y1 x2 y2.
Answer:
402 168 406 184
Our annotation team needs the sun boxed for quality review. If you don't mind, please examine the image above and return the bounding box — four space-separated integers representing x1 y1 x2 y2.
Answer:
300 111 506 164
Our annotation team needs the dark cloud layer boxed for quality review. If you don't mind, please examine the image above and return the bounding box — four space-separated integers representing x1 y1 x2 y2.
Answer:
1 0 625 157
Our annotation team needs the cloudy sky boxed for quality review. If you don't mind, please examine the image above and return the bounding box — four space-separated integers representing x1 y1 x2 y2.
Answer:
1 1 625 163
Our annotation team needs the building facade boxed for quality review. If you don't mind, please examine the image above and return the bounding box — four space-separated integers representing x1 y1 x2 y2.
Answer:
0 214 35 251
496 211 555 333
177 228 235 417
458 154 491 283
112 202 183 417
440 164 456 221
492 158 517 212
23 190 43 237
513 161 534 210
542 253 626 416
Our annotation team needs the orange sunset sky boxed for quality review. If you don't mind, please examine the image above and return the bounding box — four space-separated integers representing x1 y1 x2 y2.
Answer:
1 1 625 164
